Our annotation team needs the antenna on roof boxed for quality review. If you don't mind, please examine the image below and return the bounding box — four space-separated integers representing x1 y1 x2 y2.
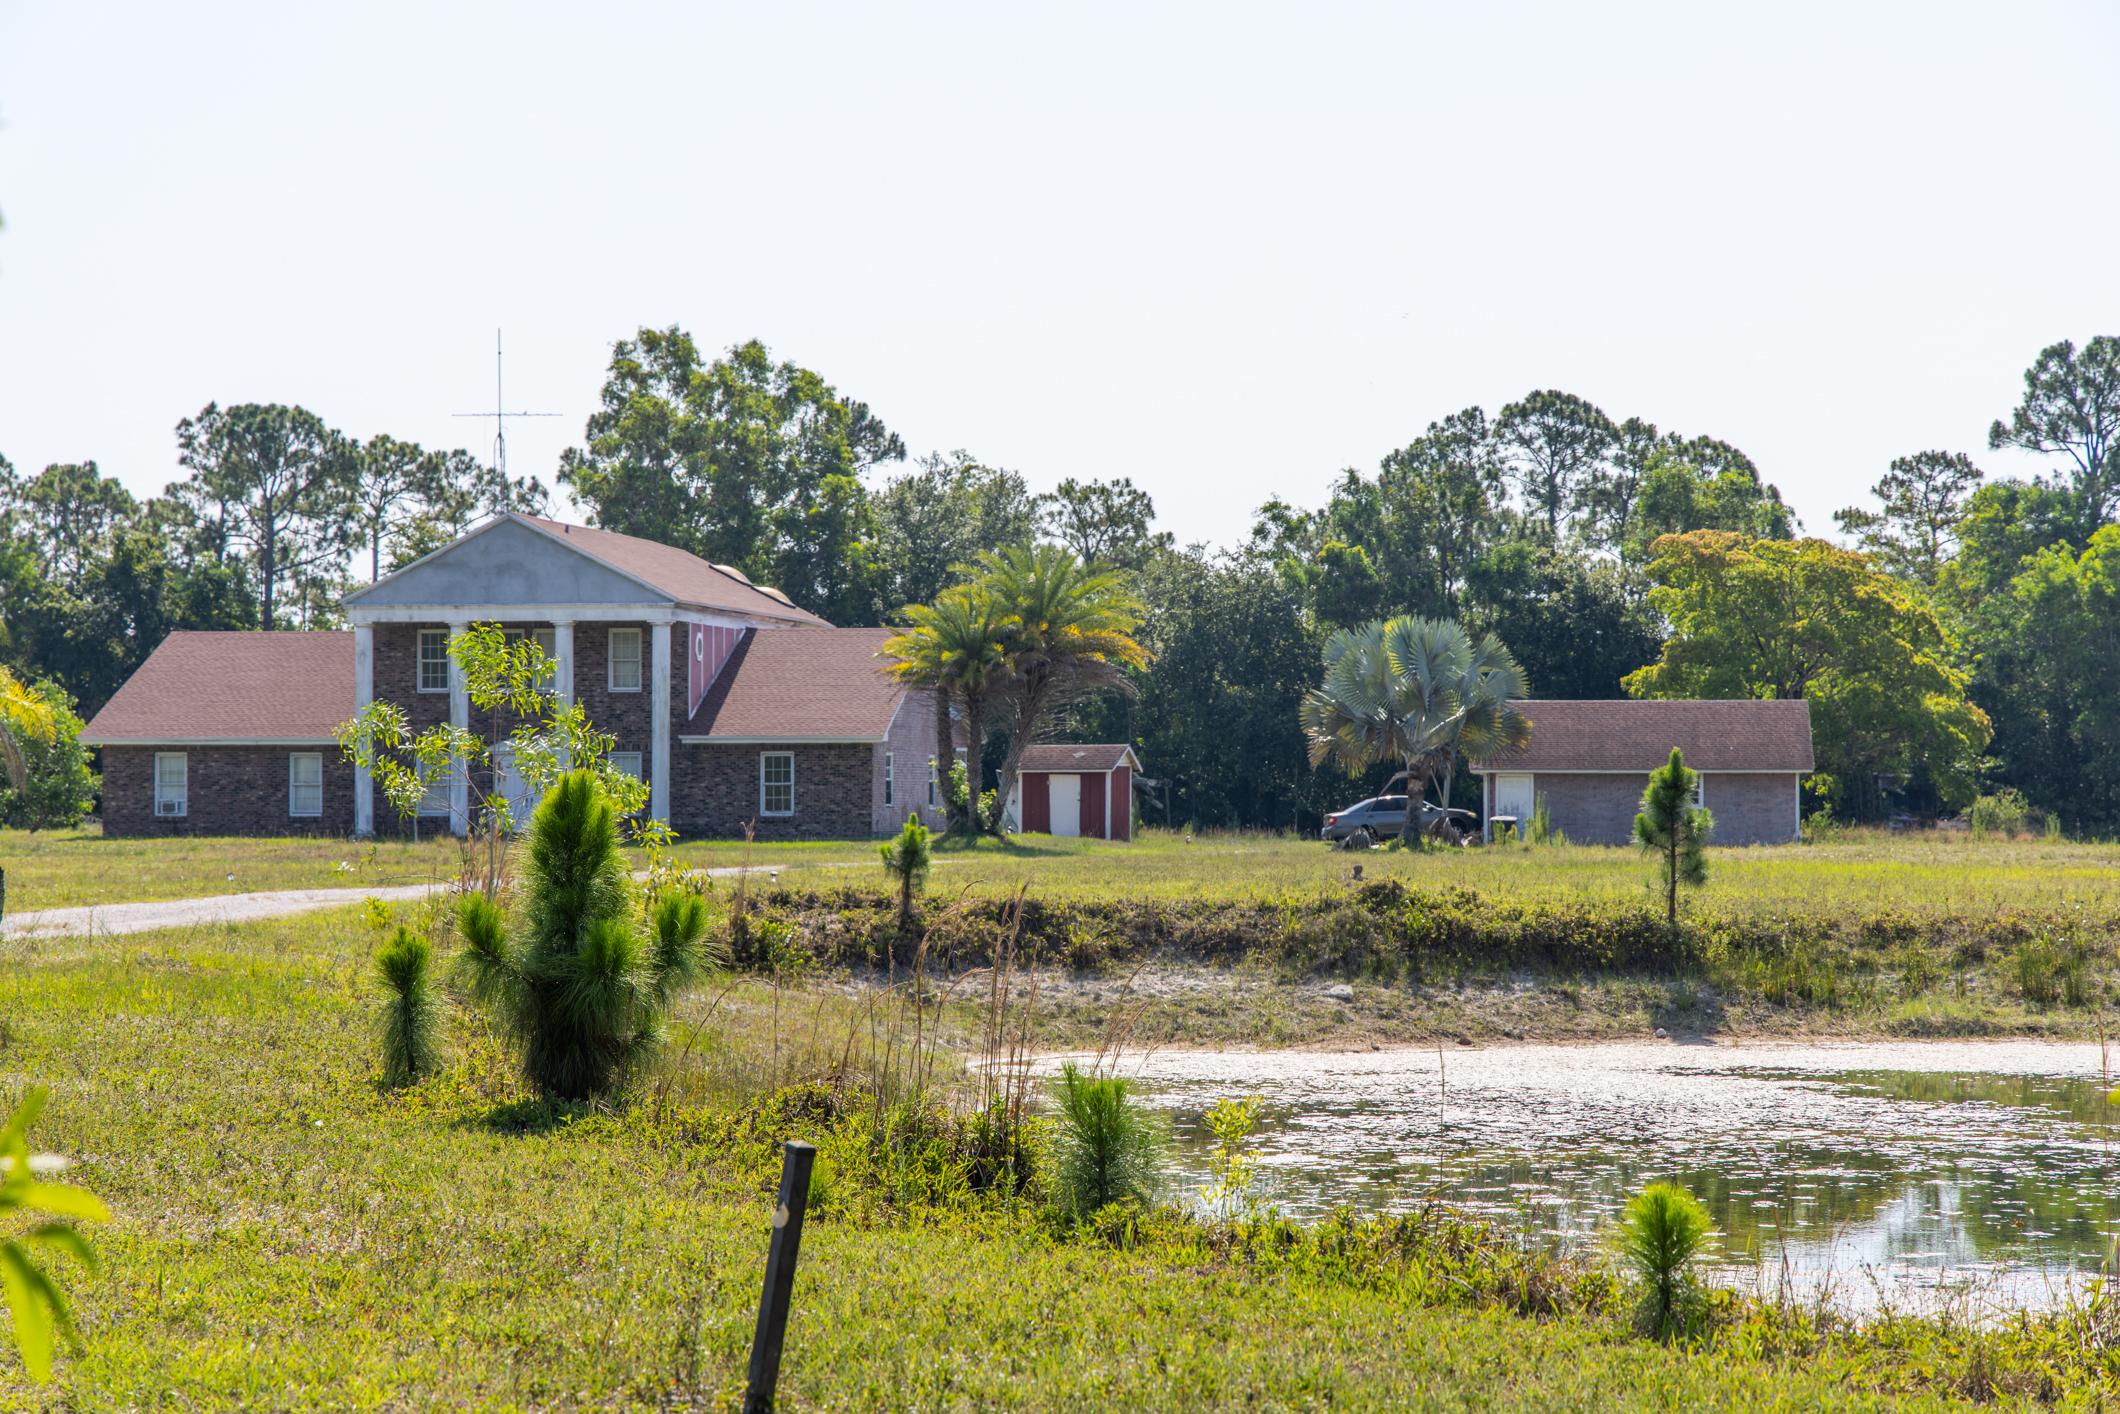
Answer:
452 330 562 480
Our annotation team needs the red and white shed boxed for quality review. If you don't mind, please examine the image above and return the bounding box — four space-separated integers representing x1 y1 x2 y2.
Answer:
1010 744 1141 841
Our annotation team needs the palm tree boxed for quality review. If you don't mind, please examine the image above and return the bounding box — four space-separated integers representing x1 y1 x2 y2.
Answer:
975 545 1151 831
1300 616 1530 844
0 666 57 794
880 585 1013 835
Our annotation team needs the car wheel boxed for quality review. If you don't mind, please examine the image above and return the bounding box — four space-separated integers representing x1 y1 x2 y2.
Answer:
1358 826 1379 849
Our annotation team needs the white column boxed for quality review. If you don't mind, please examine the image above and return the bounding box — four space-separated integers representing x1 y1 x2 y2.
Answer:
551 620 576 710
448 621 470 837
353 624 375 837
650 620 672 826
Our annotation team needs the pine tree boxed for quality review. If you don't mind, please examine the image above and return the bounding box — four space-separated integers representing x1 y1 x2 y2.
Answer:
1634 747 1715 927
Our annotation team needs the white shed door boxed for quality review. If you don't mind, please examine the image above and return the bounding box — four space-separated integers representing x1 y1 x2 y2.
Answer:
1049 774 1081 837
1493 773 1535 824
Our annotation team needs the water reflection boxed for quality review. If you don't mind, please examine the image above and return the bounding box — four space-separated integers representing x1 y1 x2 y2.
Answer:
1093 1040 2119 1311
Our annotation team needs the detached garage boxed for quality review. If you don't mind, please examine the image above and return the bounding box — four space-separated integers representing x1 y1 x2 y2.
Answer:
1009 744 1140 840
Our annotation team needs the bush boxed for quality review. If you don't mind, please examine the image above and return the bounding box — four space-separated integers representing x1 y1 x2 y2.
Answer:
1970 789 2030 838
457 770 713 1100
1049 1062 1163 1216
374 925 440 1086
1618 1182 1712 1340
0 681 96 832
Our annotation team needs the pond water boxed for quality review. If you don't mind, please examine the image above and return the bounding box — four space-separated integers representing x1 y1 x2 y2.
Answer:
1095 1040 2120 1313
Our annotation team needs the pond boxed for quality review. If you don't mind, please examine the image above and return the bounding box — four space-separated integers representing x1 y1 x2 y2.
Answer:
1098 1039 2120 1313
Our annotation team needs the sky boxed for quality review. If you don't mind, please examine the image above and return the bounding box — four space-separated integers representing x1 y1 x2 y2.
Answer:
2 1 2117 551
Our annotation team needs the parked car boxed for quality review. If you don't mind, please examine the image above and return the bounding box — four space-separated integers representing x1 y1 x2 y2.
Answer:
1320 796 1479 845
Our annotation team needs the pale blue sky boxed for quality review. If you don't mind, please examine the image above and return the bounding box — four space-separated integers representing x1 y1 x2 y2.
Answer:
2 1 2116 549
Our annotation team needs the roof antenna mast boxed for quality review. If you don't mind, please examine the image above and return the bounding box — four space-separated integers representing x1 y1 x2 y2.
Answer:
453 329 562 482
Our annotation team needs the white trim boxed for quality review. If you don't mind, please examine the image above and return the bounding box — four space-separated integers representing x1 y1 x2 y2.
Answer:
417 628 451 693
678 734 884 745
86 737 339 747
608 627 643 692
448 622 470 837
345 602 795 629
649 621 671 825
154 751 188 818
353 624 374 837
884 751 895 808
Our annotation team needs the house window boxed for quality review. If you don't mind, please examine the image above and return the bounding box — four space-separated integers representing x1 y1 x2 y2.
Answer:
928 759 938 809
609 628 642 691
1692 776 1707 810
760 752 794 816
418 630 450 693
507 627 560 690
883 752 894 807
608 751 643 781
289 753 323 817
154 752 187 817
417 760 450 817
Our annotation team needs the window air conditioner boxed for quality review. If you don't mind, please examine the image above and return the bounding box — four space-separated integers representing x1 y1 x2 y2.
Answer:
157 800 182 816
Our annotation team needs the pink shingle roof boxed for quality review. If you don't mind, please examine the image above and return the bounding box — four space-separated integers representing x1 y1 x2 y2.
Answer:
519 516 827 624
1018 744 1138 774
681 629 905 740
80 632 354 744
1471 699 1815 773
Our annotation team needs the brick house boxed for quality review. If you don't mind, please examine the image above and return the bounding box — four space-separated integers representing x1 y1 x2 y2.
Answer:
1470 699 1814 846
81 513 945 840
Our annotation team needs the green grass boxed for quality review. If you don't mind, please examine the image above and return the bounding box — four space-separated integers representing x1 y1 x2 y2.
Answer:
0 829 465 911
5 903 2120 1407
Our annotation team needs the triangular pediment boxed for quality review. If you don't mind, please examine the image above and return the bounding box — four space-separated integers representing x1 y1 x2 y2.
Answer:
345 517 671 609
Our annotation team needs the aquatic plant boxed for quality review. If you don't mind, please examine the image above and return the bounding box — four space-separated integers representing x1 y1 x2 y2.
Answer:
456 770 713 1100
374 924 440 1086
1617 1181 1712 1340
1050 1062 1163 1216
0 1087 107 1383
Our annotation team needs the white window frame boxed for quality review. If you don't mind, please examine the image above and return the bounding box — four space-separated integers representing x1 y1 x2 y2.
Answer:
608 627 642 692
1692 775 1707 810
608 751 643 782
417 630 450 693
883 751 894 808
416 760 450 817
154 752 187 818
288 752 323 818
928 758 938 808
760 751 794 817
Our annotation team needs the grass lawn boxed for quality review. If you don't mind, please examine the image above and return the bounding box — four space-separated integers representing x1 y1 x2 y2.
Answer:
4 903 2116 1408
9 825 2120 920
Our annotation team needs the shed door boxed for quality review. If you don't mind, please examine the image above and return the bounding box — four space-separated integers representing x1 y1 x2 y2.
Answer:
1049 774 1081 837
1493 773 1535 825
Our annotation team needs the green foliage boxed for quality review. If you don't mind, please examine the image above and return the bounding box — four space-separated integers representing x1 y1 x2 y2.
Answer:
1968 789 2031 837
1035 475 1170 572
1528 793 1564 846
0 1088 108 1383
1617 1182 1712 1341
877 817 932 928
1634 748 1713 927
455 770 711 1100
868 450 1038 616
1198 1096 1264 1219
1833 450 1983 587
1460 542 1664 700
0 679 93 831
1048 1062 1164 1216
556 328 904 624
1626 531 1991 815
1986 334 2119 538
373 925 440 1086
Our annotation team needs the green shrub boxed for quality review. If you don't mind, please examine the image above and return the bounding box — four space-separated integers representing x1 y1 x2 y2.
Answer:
1049 1062 1163 1216
1617 1182 1712 1341
1970 789 2029 838
374 925 440 1086
2016 937 2060 1006
457 770 713 1100
877 816 932 929
0 681 96 833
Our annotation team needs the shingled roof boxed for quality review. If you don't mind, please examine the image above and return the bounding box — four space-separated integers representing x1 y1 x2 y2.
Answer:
80 632 354 744
1470 699 1815 773
679 628 906 742
1018 744 1139 773
514 516 827 624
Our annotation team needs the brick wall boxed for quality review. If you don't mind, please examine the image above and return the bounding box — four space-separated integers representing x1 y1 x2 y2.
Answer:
669 742 872 840
1702 772 1800 846
1486 771 1801 846
102 745 356 839
870 688 940 836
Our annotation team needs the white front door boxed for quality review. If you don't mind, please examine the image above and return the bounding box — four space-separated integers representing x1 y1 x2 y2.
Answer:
1049 774 1081 837
1493 773 1535 834
492 746 543 831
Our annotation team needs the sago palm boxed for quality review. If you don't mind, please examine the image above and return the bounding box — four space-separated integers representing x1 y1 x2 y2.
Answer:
880 585 1013 834
0 666 58 793
975 544 1151 828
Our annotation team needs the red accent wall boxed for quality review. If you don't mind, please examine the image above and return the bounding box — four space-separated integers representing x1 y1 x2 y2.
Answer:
1112 765 1131 840
1023 772 1050 833
1081 771 1106 840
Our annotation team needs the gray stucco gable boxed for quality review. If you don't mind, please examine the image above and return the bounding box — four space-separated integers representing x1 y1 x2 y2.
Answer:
345 518 666 610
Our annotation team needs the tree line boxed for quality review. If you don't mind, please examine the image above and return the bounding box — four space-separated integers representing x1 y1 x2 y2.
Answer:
3 326 2113 834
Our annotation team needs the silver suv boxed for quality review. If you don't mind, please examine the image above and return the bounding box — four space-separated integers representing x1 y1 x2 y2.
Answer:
1320 796 1478 845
